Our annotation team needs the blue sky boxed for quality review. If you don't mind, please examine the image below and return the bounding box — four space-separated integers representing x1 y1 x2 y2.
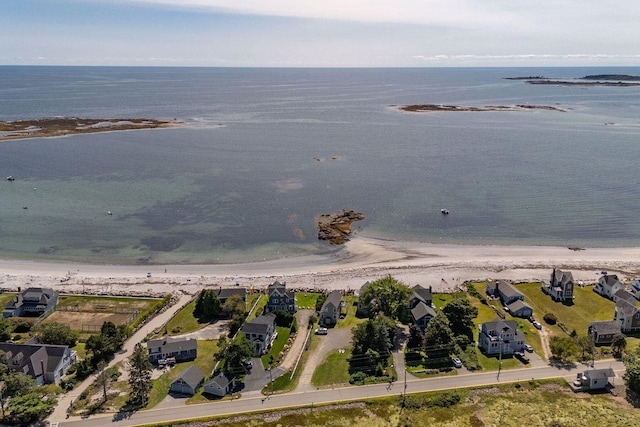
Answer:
2 0 639 67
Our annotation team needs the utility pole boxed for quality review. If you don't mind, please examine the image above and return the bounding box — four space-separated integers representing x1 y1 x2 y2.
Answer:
497 338 503 381
403 367 407 406
269 365 274 395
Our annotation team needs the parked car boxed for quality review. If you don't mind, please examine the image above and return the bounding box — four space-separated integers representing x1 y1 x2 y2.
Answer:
515 352 530 364
528 316 535 323
533 321 542 330
315 327 328 335
524 344 534 352
451 357 463 368
242 360 253 370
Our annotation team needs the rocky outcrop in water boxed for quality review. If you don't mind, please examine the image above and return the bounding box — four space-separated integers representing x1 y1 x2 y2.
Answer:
316 210 365 245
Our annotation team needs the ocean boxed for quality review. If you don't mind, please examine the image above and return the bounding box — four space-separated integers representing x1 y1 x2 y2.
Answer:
1 66 640 264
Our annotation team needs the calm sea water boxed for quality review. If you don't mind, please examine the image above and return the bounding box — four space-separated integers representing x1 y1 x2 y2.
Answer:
1 66 640 264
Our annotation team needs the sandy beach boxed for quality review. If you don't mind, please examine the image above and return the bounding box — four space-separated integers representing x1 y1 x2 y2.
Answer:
2 237 640 297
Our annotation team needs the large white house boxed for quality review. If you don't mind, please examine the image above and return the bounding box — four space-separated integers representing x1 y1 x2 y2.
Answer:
594 274 624 299
478 318 526 356
242 312 277 356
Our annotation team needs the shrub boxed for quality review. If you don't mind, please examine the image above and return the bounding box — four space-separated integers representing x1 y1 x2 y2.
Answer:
349 371 367 385
543 313 558 325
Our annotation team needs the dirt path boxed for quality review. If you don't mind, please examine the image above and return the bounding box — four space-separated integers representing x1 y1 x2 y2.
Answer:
295 327 353 392
279 310 312 371
538 324 552 360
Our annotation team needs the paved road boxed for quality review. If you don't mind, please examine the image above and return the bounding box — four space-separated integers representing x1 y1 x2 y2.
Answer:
48 293 193 424
57 358 625 427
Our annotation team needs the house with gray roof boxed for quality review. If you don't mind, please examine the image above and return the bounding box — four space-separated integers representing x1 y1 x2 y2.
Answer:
576 368 616 390
411 301 436 329
506 299 533 318
594 274 624 299
614 297 640 333
203 372 236 397
478 318 526 356
242 312 277 356
3 287 58 318
487 280 524 305
356 281 372 316
265 281 296 314
216 287 247 305
614 288 635 305
170 365 204 396
0 342 75 385
146 336 197 364
410 285 433 309
320 290 342 326
587 320 621 345
542 269 575 303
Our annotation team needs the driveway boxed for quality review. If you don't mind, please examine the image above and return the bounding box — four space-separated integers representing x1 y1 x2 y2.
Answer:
174 319 231 340
295 326 352 392
241 357 285 394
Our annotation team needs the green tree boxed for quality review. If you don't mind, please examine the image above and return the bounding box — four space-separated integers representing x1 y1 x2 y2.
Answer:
5 389 56 425
218 336 254 372
358 276 412 322
350 314 396 374
35 322 78 346
128 343 152 408
549 335 578 361
315 293 327 312
193 289 222 322
442 296 478 342
2 372 34 398
0 320 11 342
423 312 455 363
222 294 246 318
577 335 594 361
612 333 627 357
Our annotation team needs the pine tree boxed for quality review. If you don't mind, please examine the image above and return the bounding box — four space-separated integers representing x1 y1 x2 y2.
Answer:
128 343 152 408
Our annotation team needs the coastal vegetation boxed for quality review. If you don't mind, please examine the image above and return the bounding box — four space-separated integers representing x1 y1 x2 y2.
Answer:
400 103 566 112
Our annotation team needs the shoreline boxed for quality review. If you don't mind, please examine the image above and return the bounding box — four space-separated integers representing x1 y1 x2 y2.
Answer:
2 236 640 297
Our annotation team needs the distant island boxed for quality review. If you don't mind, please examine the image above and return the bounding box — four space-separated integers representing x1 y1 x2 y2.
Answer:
399 104 566 112
0 117 181 141
506 74 640 87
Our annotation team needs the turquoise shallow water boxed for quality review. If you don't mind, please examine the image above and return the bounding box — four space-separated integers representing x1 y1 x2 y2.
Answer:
1 66 640 264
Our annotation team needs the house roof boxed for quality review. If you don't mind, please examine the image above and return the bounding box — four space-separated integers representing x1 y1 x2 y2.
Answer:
172 365 204 389
0 342 69 379
584 368 615 379
147 336 197 354
496 280 522 299
615 289 635 303
205 372 235 389
358 281 371 295
506 300 531 312
412 285 432 303
616 298 639 318
632 280 640 292
411 301 436 321
217 287 247 301
482 318 518 335
588 320 620 335
321 290 342 311
268 281 295 299
242 312 276 335
4 287 58 311
552 269 574 286
602 274 621 287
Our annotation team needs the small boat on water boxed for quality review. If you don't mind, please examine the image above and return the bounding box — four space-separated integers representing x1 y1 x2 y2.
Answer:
441 208 449 215
7 176 15 181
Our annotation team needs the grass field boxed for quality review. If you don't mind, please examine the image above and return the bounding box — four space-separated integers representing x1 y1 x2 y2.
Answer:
159 379 640 427
162 299 200 335
0 292 16 309
336 296 366 329
311 348 352 387
295 292 320 310
261 326 291 368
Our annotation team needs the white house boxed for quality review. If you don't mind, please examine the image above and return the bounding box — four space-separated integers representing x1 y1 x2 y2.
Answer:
478 318 526 356
320 290 342 326
203 373 236 397
577 368 616 390
242 312 277 356
594 274 624 299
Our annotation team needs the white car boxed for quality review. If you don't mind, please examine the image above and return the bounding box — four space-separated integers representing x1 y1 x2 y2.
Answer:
315 327 328 335
451 357 463 368
524 344 534 352
533 321 542 330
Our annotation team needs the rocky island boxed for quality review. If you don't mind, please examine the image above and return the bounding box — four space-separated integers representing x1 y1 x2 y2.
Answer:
399 104 565 112
508 74 640 87
0 117 181 141
316 209 365 245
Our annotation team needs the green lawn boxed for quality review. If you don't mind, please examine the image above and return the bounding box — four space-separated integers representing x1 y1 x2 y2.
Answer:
162 299 202 336
56 294 160 311
517 283 616 336
0 292 16 309
311 348 352 387
336 296 366 329
246 294 267 322
432 293 455 310
261 326 291 368
147 339 218 408
296 292 320 310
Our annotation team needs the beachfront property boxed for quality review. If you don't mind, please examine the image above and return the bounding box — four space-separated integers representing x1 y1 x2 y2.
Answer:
356 281 371 316
486 280 524 305
542 269 575 303
319 290 342 326
588 320 621 345
505 299 533 318
203 372 236 397
2 287 59 318
216 287 247 305
614 296 640 333
594 274 625 299
478 318 526 356
147 336 198 364
630 280 640 300
0 342 76 385
265 281 296 314
170 365 204 396
242 312 277 356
